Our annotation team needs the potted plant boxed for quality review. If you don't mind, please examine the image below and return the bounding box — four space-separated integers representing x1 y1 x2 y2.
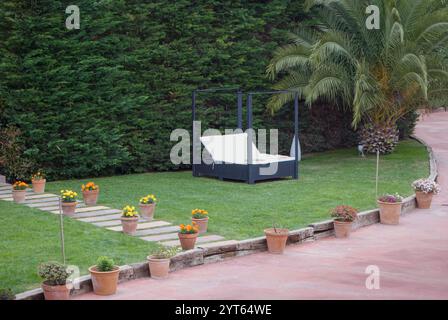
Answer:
60 189 78 216
12 181 28 203
264 225 289 254
147 245 180 279
31 171 46 193
38 261 73 300
330 205 358 238
178 222 199 250
191 208 209 234
0 288 15 300
412 178 441 209
121 205 139 235
81 181 99 206
139 194 157 220
88 256 120 296
377 193 403 225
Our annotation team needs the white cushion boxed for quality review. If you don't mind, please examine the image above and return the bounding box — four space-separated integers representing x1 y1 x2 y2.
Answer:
200 133 293 164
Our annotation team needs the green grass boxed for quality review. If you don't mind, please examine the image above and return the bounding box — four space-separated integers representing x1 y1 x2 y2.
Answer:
47 139 428 241
0 139 428 294
0 202 157 294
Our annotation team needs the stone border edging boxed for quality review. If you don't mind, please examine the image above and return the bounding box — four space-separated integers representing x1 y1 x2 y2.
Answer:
16 136 438 300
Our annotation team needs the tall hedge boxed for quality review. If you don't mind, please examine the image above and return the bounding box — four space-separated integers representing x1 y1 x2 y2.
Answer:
0 0 357 180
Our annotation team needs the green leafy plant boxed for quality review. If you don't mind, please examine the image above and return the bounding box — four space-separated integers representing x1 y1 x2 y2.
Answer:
0 288 15 300
378 193 403 203
38 262 72 286
360 124 399 154
330 205 358 222
267 0 448 153
150 245 180 260
96 256 116 272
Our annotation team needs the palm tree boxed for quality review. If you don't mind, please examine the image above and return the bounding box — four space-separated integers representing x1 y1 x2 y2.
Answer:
267 0 448 153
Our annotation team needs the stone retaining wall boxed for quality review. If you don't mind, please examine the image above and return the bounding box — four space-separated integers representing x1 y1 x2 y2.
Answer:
16 136 438 300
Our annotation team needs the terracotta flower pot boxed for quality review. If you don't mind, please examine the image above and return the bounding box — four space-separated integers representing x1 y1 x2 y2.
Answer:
41 282 72 300
192 217 209 234
377 201 402 225
12 189 26 203
32 179 46 193
264 228 289 254
83 188 99 206
61 201 77 216
147 256 170 279
121 216 139 235
333 220 352 238
88 266 120 296
140 203 156 221
178 232 198 250
415 191 434 209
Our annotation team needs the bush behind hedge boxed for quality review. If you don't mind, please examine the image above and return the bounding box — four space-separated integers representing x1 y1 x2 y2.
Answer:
0 0 360 179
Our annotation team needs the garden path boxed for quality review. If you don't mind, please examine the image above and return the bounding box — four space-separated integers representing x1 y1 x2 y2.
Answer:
0 186 232 247
73 110 448 300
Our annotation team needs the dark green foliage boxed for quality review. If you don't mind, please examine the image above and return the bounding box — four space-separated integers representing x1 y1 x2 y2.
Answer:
397 111 419 139
0 0 356 179
38 261 72 286
96 256 115 272
360 124 399 155
0 126 33 181
0 288 15 300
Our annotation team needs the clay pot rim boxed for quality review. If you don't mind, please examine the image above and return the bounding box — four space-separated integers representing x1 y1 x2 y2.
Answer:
42 281 73 290
61 201 77 205
333 219 353 225
178 232 198 237
415 190 435 195
32 179 46 183
192 217 209 221
12 189 27 192
88 265 120 275
120 216 139 221
264 228 289 236
83 188 99 193
377 200 403 205
147 256 171 262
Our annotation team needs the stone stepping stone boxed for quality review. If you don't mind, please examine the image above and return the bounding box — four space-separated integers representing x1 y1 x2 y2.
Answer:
22 197 60 204
77 213 122 222
27 201 61 208
140 232 179 242
71 209 121 219
134 226 180 237
2 193 54 201
50 205 109 214
107 221 170 232
37 206 61 211
160 235 225 247
89 216 147 226
197 240 238 248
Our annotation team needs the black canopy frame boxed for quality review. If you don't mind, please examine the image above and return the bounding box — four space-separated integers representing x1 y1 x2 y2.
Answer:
192 87 299 184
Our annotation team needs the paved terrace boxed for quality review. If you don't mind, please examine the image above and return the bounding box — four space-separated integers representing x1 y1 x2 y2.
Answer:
75 111 448 300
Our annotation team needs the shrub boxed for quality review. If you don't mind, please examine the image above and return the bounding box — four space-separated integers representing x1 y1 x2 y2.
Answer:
140 194 157 205
412 179 441 194
179 223 199 234
96 256 116 272
12 181 28 190
122 205 138 218
0 126 33 180
191 209 208 219
331 205 358 222
38 262 72 286
150 245 180 260
359 124 399 154
81 182 98 191
378 193 403 203
60 190 78 202
0 288 15 300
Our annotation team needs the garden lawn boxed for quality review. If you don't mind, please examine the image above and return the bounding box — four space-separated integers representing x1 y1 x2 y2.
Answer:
0 201 157 294
47 139 428 240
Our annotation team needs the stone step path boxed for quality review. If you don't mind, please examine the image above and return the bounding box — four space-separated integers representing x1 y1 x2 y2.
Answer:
0 183 232 248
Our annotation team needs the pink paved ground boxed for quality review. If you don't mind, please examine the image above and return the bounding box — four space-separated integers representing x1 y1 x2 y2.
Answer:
75 111 448 300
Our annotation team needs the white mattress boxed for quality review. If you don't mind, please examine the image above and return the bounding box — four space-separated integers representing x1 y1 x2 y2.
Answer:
200 133 294 165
